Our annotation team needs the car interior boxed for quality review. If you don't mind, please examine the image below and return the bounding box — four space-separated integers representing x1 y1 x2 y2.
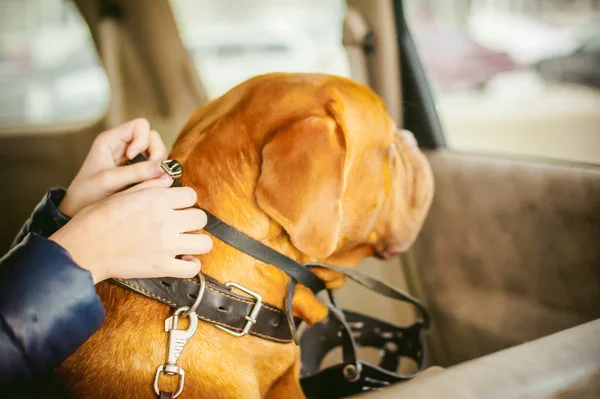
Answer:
1 0 599 398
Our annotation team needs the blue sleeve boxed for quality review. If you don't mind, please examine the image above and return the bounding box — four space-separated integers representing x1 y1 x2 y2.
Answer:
11 188 71 249
0 233 105 392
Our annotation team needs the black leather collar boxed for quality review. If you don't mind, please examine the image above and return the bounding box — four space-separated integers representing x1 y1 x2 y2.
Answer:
111 275 299 343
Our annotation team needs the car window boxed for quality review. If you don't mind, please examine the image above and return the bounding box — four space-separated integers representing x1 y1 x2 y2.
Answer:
0 0 109 127
405 1 600 165
170 0 350 99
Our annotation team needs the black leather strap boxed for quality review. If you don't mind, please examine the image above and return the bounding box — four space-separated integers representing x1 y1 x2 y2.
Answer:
285 279 299 344
307 262 430 328
203 212 325 294
112 275 298 343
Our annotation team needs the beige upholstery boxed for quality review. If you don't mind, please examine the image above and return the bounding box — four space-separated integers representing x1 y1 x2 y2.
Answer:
407 150 600 366
0 122 102 252
357 318 600 399
76 0 207 147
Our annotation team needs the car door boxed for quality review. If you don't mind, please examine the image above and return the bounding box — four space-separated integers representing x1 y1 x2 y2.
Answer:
393 0 600 366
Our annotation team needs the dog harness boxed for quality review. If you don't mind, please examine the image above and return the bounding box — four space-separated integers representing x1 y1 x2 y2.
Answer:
113 156 430 399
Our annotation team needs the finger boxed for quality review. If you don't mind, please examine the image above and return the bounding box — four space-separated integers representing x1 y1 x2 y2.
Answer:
167 257 202 278
99 160 164 194
126 119 152 159
164 187 197 209
173 208 208 233
148 130 169 161
181 255 202 271
97 119 148 162
123 174 173 193
175 233 213 255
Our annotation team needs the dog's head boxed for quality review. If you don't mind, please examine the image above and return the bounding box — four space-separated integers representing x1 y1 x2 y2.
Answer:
172 73 434 322
253 75 434 267
173 73 433 292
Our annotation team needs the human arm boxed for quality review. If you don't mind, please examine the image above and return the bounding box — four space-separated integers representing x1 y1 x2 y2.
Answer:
1 177 212 394
0 234 105 391
11 118 168 249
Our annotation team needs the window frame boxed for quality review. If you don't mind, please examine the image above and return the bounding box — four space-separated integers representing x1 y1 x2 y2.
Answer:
393 0 446 149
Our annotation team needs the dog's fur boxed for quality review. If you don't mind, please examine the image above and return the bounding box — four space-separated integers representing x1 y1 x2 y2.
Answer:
57 73 434 398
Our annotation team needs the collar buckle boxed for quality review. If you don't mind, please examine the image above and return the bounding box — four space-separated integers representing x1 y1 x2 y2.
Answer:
216 282 263 337
161 159 183 178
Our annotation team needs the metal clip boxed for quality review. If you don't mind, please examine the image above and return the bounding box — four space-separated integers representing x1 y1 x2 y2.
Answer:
153 307 198 398
161 159 183 179
164 307 198 365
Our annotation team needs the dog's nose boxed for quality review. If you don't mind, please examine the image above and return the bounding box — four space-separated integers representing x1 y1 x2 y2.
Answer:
373 242 410 260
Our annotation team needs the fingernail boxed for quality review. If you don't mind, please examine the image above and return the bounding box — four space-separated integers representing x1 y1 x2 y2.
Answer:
127 141 144 159
160 173 173 180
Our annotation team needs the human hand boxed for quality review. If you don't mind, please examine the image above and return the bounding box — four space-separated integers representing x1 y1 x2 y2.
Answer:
59 118 169 217
50 177 212 283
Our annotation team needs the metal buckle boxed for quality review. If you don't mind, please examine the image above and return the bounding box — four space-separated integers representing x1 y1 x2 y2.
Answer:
216 282 263 337
161 159 183 178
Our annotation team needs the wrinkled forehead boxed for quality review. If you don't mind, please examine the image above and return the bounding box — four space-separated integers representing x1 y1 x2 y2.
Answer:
332 84 395 157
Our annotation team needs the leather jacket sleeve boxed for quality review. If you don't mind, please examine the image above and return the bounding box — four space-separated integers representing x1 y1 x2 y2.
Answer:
11 188 71 249
0 233 105 393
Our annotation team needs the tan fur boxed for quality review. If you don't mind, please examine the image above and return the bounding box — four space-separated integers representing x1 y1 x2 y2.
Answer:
57 73 434 398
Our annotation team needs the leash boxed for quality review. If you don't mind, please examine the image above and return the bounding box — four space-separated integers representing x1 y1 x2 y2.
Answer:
115 155 430 398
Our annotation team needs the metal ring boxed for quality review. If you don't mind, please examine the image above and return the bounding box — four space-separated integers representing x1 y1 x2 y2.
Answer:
343 363 362 382
183 272 206 316
154 365 185 398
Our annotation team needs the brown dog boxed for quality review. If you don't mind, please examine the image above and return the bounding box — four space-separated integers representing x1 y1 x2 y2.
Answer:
57 73 434 398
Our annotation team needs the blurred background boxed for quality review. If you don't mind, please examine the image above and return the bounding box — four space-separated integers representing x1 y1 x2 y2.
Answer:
406 0 600 164
1 0 598 163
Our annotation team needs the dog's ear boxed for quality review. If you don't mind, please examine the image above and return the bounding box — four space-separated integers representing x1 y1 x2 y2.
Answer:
256 116 348 259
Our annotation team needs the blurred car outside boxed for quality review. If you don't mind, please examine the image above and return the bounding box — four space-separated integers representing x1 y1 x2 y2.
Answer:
535 29 600 89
